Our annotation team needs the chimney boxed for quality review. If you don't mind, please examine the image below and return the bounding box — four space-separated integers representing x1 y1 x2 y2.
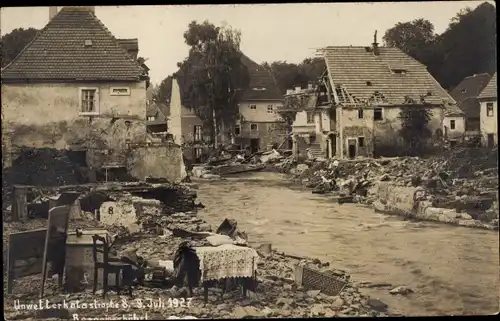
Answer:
49 7 58 21
286 89 294 95
372 30 379 56
295 86 302 93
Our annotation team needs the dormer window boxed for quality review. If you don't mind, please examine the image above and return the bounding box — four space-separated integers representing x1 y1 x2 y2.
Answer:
366 81 372 86
84 39 92 47
392 68 407 75
252 87 267 91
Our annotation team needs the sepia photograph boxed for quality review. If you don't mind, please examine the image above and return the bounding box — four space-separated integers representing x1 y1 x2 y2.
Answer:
1 2 498 319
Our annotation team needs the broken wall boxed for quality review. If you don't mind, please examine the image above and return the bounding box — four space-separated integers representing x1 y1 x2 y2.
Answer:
338 106 443 158
126 144 187 182
1 81 147 168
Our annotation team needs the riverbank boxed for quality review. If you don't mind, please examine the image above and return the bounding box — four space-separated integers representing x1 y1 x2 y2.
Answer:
272 148 499 230
2 182 389 320
194 173 500 316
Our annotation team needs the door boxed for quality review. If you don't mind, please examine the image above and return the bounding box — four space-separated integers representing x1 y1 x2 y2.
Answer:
487 134 495 148
347 139 356 159
250 139 260 154
329 134 336 158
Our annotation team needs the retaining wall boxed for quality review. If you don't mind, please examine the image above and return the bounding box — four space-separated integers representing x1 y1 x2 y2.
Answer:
370 182 497 230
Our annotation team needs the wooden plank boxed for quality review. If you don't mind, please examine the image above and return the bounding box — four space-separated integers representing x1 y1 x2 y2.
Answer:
12 185 28 221
40 206 71 298
7 229 47 294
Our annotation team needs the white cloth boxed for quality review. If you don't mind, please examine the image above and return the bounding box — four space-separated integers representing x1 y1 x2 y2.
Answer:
206 234 234 246
195 244 258 282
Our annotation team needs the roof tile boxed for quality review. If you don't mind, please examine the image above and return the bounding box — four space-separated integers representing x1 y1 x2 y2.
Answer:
478 72 497 99
323 46 455 106
1 7 146 81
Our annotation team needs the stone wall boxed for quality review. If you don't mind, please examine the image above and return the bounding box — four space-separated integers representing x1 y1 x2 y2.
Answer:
126 144 187 182
1 81 147 168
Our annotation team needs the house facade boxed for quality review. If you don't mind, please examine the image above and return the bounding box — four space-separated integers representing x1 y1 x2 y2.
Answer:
234 55 286 153
168 54 286 162
1 6 149 168
280 37 457 159
443 104 466 146
478 72 497 148
146 101 169 138
450 73 491 133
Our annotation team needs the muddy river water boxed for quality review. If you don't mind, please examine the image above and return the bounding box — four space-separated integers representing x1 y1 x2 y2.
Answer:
194 172 499 316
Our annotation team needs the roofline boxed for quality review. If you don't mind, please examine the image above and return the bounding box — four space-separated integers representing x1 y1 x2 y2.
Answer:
2 7 145 77
478 96 498 101
242 98 284 102
463 72 491 80
1 78 145 83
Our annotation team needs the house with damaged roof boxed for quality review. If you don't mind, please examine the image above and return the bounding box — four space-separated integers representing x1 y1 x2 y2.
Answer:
1 6 150 169
280 34 457 159
478 72 497 148
169 54 286 162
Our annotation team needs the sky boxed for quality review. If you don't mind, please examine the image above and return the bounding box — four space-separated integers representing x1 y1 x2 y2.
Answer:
0 2 491 85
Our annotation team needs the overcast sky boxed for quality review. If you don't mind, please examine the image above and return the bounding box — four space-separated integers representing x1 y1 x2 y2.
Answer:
0 2 490 85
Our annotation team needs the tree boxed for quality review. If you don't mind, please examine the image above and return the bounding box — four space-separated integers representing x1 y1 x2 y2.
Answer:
383 19 436 64
1 27 39 67
383 2 497 90
153 75 173 104
264 57 326 94
398 106 433 156
175 21 250 145
433 2 497 89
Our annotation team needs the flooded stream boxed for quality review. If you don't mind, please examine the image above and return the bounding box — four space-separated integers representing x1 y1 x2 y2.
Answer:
195 172 499 316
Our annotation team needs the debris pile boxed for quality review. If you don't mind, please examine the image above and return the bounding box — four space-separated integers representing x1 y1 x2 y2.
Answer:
3 181 390 319
274 148 498 225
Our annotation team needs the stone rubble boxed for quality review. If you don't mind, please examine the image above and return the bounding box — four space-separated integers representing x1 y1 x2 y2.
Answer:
3 182 392 319
272 147 499 228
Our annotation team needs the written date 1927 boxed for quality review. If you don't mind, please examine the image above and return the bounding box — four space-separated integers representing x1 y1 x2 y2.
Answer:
134 298 193 309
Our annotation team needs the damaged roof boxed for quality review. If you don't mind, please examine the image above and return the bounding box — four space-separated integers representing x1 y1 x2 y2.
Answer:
240 54 283 101
117 38 139 59
478 72 497 100
1 7 146 82
323 46 456 106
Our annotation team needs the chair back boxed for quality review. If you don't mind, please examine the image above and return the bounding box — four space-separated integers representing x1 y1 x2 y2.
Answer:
91 234 109 265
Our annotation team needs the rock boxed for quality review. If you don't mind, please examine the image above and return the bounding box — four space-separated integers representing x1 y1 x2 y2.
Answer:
306 289 321 298
256 243 272 255
277 298 294 307
389 285 414 295
367 298 388 312
372 200 386 212
261 307 274 317
379 174 391 181
197 223 211 232
329 296 344 309
232 306 263 318
310 304 327 316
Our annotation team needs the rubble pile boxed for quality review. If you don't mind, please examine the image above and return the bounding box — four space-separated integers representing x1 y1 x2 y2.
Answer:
273 148 498 226
3 180 390 319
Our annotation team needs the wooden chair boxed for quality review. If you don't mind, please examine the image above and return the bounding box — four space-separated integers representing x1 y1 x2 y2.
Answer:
91 234 133 298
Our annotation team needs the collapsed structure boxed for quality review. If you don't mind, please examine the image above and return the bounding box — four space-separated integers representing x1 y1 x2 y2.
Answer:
279 32 460 159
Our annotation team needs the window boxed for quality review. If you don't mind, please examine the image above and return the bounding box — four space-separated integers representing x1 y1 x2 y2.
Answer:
250 123 258 131
110 87 130 96
267 105 274 113
306 112 315 124
366 81 372 86
374 108 383 121
449 140 457 148
249 104 257 110
358 108 364 119
358 137 365 147
147 116 155 121
195 148 203 159
450 119 456 130
194 125 202 142
487 103 494 117
80 88 98 114
234 125 241 136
